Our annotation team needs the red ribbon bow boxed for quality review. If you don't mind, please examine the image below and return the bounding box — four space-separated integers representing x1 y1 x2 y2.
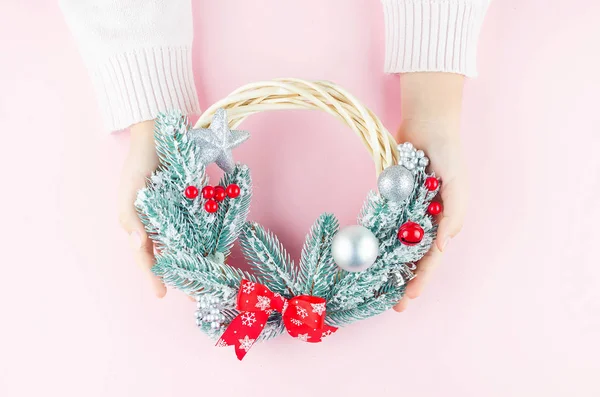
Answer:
216 280 338 360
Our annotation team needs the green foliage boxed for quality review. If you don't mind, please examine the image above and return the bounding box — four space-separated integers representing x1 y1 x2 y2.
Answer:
152 250 257 302
326 288 404 327
239 222 298 297
207 165 252 257
296 214 340 298
327 170 437 316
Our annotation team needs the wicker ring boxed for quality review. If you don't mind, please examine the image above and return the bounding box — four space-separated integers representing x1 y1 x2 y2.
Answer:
194 78 399 176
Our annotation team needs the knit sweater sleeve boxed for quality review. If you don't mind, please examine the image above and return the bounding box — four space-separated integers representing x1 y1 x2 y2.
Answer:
60 0 200 132
381 0 491 77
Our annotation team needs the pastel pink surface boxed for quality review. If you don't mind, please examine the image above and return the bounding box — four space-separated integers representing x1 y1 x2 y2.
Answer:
1 1 599 396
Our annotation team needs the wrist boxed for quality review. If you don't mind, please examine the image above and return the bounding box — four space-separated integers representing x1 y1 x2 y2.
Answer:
399 72 464 134
129 120 156 153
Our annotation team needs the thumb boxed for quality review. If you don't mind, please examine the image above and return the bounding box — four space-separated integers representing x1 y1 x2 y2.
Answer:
120 210 167 298
435 177 466 252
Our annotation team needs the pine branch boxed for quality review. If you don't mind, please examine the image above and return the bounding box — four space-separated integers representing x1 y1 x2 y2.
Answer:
328 171 437 313
326 288 404 327
152 250 257 302
296 213 340 298
207 165 252 257
239 222 298 296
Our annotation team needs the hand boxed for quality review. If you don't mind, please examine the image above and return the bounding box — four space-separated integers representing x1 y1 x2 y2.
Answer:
392 73 468 312
118 120 167 298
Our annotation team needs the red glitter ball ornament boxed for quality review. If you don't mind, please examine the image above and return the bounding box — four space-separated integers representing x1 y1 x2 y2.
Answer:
226 184 241 198
204 199 219 213
397 222 424 246
214 186 227 202
201 186 215 199
424 177 439 191
184 186 199 199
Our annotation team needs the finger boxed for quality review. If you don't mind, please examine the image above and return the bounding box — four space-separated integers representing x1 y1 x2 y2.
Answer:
123 213 167 298
435 177 466 252
405 243 443 299
393 296 410 312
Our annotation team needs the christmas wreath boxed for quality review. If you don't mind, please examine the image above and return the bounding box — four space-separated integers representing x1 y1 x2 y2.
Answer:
135 79 442 360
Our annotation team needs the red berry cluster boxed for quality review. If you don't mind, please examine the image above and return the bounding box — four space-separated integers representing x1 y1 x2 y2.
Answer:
424 177 443 216
397 177 442 246
185 183 241 213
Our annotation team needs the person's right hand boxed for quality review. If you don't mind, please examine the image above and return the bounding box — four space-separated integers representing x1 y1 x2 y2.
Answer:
118 120 167 298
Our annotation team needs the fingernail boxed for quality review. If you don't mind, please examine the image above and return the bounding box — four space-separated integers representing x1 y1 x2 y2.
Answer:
442 237 451 251
129 230 142 249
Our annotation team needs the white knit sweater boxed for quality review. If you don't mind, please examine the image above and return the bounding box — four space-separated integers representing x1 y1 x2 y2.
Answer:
60 0 490 132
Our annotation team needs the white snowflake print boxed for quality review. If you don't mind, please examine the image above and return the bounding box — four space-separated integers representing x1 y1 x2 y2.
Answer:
241 312 256 327
296 333 310 342
242 282 256 294
281 300 289 314
310 303 326 316
255 296 271 311
322 330 333 339
290 318 303 327
296 305 308 319
238 335 255 352
216 339 228 347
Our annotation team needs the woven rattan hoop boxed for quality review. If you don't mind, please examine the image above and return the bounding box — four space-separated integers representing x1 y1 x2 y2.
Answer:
194 78 399 176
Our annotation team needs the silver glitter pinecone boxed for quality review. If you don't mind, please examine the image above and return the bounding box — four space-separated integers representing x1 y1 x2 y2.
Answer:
332 225 379 272
195 295 225 330
377 165 415 203
398 142 429 172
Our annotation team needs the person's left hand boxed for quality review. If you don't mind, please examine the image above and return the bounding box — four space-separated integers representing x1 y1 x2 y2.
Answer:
391 73 468 312
393 120 468 311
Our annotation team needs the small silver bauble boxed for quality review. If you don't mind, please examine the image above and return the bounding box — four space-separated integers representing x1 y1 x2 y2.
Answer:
377 165 415 203
210 308 220 315
332 225 379 272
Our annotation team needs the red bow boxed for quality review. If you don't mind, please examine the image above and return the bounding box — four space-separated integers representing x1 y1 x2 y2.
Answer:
216 280 338 360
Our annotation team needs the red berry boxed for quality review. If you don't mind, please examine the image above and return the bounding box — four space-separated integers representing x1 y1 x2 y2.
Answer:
397 222 424 246
184 186 199 199
201 186 215 199
425 177 439 191
204 199 218 213
427 202 443 215
214 186 226 202
226 184 241 198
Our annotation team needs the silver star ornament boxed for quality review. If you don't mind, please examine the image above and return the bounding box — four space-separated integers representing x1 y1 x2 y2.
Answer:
188 108 250 173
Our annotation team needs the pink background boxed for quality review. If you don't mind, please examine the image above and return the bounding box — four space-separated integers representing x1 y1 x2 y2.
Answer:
1 1 599 396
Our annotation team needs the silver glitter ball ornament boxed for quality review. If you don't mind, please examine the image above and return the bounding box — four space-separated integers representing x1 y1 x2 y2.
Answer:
377 165 415 203
332 225 379 272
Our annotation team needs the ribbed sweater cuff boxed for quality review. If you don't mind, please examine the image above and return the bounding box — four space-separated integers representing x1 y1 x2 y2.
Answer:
382 0 487 77
90 47 200 132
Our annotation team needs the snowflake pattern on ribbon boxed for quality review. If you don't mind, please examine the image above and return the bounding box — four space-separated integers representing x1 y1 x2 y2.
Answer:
238 336 255 352
255 296 271 311
296 333 310 342
241 312 256 327
322 330 334 339
242 282 256 294
296 305 308 319
217 280 338 360
310 302 326 315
